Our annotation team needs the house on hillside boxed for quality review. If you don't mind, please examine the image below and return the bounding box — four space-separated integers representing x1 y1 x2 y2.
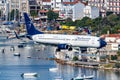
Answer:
60 1 85 21
59 1 99 21
100 34 120 61
84 6 99 19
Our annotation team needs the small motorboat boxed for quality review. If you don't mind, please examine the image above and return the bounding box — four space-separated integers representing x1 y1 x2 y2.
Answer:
71 74 94 80
54 78 63 80
13 53 20 56
21 72 38 78
54 76 63 80
49 67 58 72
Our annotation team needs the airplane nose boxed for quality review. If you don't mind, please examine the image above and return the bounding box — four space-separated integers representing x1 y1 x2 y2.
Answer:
99 38 107 48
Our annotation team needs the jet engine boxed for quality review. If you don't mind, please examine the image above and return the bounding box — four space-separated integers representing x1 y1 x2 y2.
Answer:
57 44 69 49
56 44 72 51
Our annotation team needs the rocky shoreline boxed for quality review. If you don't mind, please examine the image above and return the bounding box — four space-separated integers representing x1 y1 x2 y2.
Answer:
54 58 120 71
27 57 120 71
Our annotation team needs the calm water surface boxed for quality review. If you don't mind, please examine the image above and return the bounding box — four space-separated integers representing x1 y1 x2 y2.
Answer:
0 37 120 80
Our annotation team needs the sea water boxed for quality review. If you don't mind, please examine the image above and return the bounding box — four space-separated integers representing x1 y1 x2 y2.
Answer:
0 38 120 80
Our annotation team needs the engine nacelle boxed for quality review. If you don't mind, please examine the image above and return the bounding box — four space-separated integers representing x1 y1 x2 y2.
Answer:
57 44 69 49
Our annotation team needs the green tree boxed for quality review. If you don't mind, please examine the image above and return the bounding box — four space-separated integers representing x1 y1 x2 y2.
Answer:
114 62 120 68
111 55 117 60
92 17 102 31
9 9 20 21
81 17 91 27
100 25 110 34
15 9 20 21
117 50 120 56
106 11 113 16
75 19 84 27
30 10 38 20
72 56 79 61
65 18 75 26
75 17 91 28
107 14 118 27
47 10 59 22
10 9 15 20
112 25 120 33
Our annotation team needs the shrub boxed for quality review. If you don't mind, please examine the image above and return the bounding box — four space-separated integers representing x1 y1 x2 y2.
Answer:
114 62 120 68
72 56 78 61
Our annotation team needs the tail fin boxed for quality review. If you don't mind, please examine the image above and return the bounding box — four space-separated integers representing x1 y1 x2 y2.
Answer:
23 12 43 35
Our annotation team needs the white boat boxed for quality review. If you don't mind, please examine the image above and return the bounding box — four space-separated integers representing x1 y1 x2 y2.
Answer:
21 72 37 78
72 74 94 80
54 78 63 80
49 67 58 72
13 53 20 56
54 76 63 80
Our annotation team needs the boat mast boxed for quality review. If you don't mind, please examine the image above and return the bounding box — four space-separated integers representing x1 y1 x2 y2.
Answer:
6 0 9 21
14 0 17 21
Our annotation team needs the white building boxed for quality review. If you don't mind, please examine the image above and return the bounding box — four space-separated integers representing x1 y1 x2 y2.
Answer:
105 37 119 51
55 49 80 61
60 1 85 21
87 0 120 17
103 36 119 56
42 0 51 10
0 0 8 20
59 1 100 21
0 0 29 20
105 37 116 43
84 6 99 19
51 0 62 10
73 2 85 21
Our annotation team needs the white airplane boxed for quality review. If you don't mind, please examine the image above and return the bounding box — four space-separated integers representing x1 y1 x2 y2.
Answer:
21 12 107 51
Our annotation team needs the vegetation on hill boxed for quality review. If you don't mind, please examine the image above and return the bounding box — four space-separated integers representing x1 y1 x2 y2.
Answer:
60 13 120 35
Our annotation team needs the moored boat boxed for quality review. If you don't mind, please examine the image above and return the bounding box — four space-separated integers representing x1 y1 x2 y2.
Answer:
71 74 94 80
21 72 38 78
13 52 20 56
49 67 58 72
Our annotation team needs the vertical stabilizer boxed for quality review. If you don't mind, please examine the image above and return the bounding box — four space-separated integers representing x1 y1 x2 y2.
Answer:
23 12 43 35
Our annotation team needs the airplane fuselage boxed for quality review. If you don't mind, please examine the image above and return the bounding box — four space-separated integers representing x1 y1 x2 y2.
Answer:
32 34 100 48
